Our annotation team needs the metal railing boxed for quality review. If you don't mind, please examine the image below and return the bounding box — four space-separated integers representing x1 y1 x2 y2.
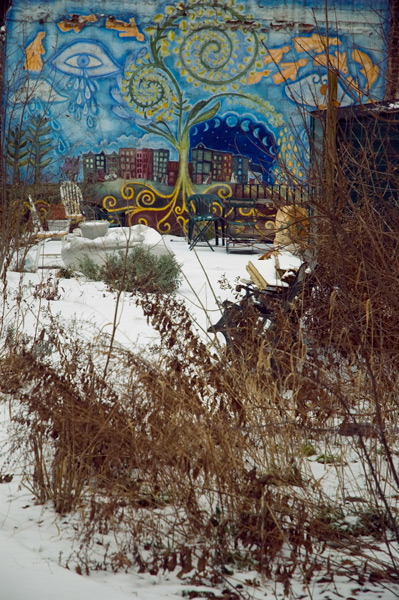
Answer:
231 183 309 203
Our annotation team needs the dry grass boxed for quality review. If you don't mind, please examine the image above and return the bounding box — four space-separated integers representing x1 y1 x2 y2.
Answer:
1 272 399 588
0 193 35 275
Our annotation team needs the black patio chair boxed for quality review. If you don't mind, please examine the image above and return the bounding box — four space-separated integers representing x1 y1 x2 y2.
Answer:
187 194 224 251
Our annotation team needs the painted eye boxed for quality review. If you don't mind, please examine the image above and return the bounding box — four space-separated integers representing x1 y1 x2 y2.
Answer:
51 42 120 77
65 54 102 69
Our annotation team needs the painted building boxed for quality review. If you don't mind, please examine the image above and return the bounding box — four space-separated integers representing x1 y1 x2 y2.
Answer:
232 155 249 184
212 150 233 183
192 144 213 185
82 151 96 183
81 146 171 182
95 150 106 181
119 148 136 180
135 148 153 181
192 143 250 184
106 151 119 179
3 0 392 231
167 161 179 188
83 149 120 181
153 148 170 183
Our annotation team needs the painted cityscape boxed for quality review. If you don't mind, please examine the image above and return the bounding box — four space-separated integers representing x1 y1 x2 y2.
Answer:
81 144 254 186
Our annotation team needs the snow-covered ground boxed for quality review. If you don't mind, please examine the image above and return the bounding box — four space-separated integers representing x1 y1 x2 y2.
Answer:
1 234 399 600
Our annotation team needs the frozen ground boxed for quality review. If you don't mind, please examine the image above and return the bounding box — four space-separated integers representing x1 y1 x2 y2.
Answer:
1 234 399 600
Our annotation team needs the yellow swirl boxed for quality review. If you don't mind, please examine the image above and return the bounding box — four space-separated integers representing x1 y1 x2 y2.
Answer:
102 195 118 211
121 183 136 201
203 183 233 200
136 188 156 207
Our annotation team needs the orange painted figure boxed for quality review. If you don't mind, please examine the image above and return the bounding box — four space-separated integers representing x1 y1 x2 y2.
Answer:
273 59 308 84
247 69 271 84
247 45 290 85
352 49 379 91
313 51 349 75
345 76 365 102
293 34 341 54
57 14 98 33
263 45 291 66
23 31 46 72
106 16 144 40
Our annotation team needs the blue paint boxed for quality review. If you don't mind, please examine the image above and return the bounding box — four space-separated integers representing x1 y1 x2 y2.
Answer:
4 0 390 185
51 40 121 78
190 114 276 183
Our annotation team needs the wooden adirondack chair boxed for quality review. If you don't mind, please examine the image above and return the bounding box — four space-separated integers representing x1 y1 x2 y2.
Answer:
28 196 70 240
60 181 84 225
27 196 70 269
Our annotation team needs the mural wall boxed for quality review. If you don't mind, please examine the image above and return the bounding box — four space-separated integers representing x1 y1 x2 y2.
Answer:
4 0 389 232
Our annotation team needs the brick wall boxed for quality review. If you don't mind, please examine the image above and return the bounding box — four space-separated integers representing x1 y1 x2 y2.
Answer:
385 0 399 100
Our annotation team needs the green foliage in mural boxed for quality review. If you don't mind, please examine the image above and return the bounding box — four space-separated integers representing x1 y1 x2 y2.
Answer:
7 126 29 184
121 0 282 201
27 114 53 183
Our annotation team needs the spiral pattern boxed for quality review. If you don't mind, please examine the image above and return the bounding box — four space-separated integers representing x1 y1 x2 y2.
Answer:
178 25 258 85
136 188 156 207
122 64 176 121
121 182 135 201
203 183 233 201
102 194 118 210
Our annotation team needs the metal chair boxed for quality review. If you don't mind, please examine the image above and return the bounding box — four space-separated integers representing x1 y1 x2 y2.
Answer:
187 194 224 251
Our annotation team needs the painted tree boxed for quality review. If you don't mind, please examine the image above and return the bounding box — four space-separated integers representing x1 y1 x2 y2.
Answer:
27 114 53 183
120 0 282 227
6 126 29 184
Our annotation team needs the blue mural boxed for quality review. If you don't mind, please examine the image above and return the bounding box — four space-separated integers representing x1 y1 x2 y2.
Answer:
51 40 121 128
189 114 276 183
4 0 389 231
